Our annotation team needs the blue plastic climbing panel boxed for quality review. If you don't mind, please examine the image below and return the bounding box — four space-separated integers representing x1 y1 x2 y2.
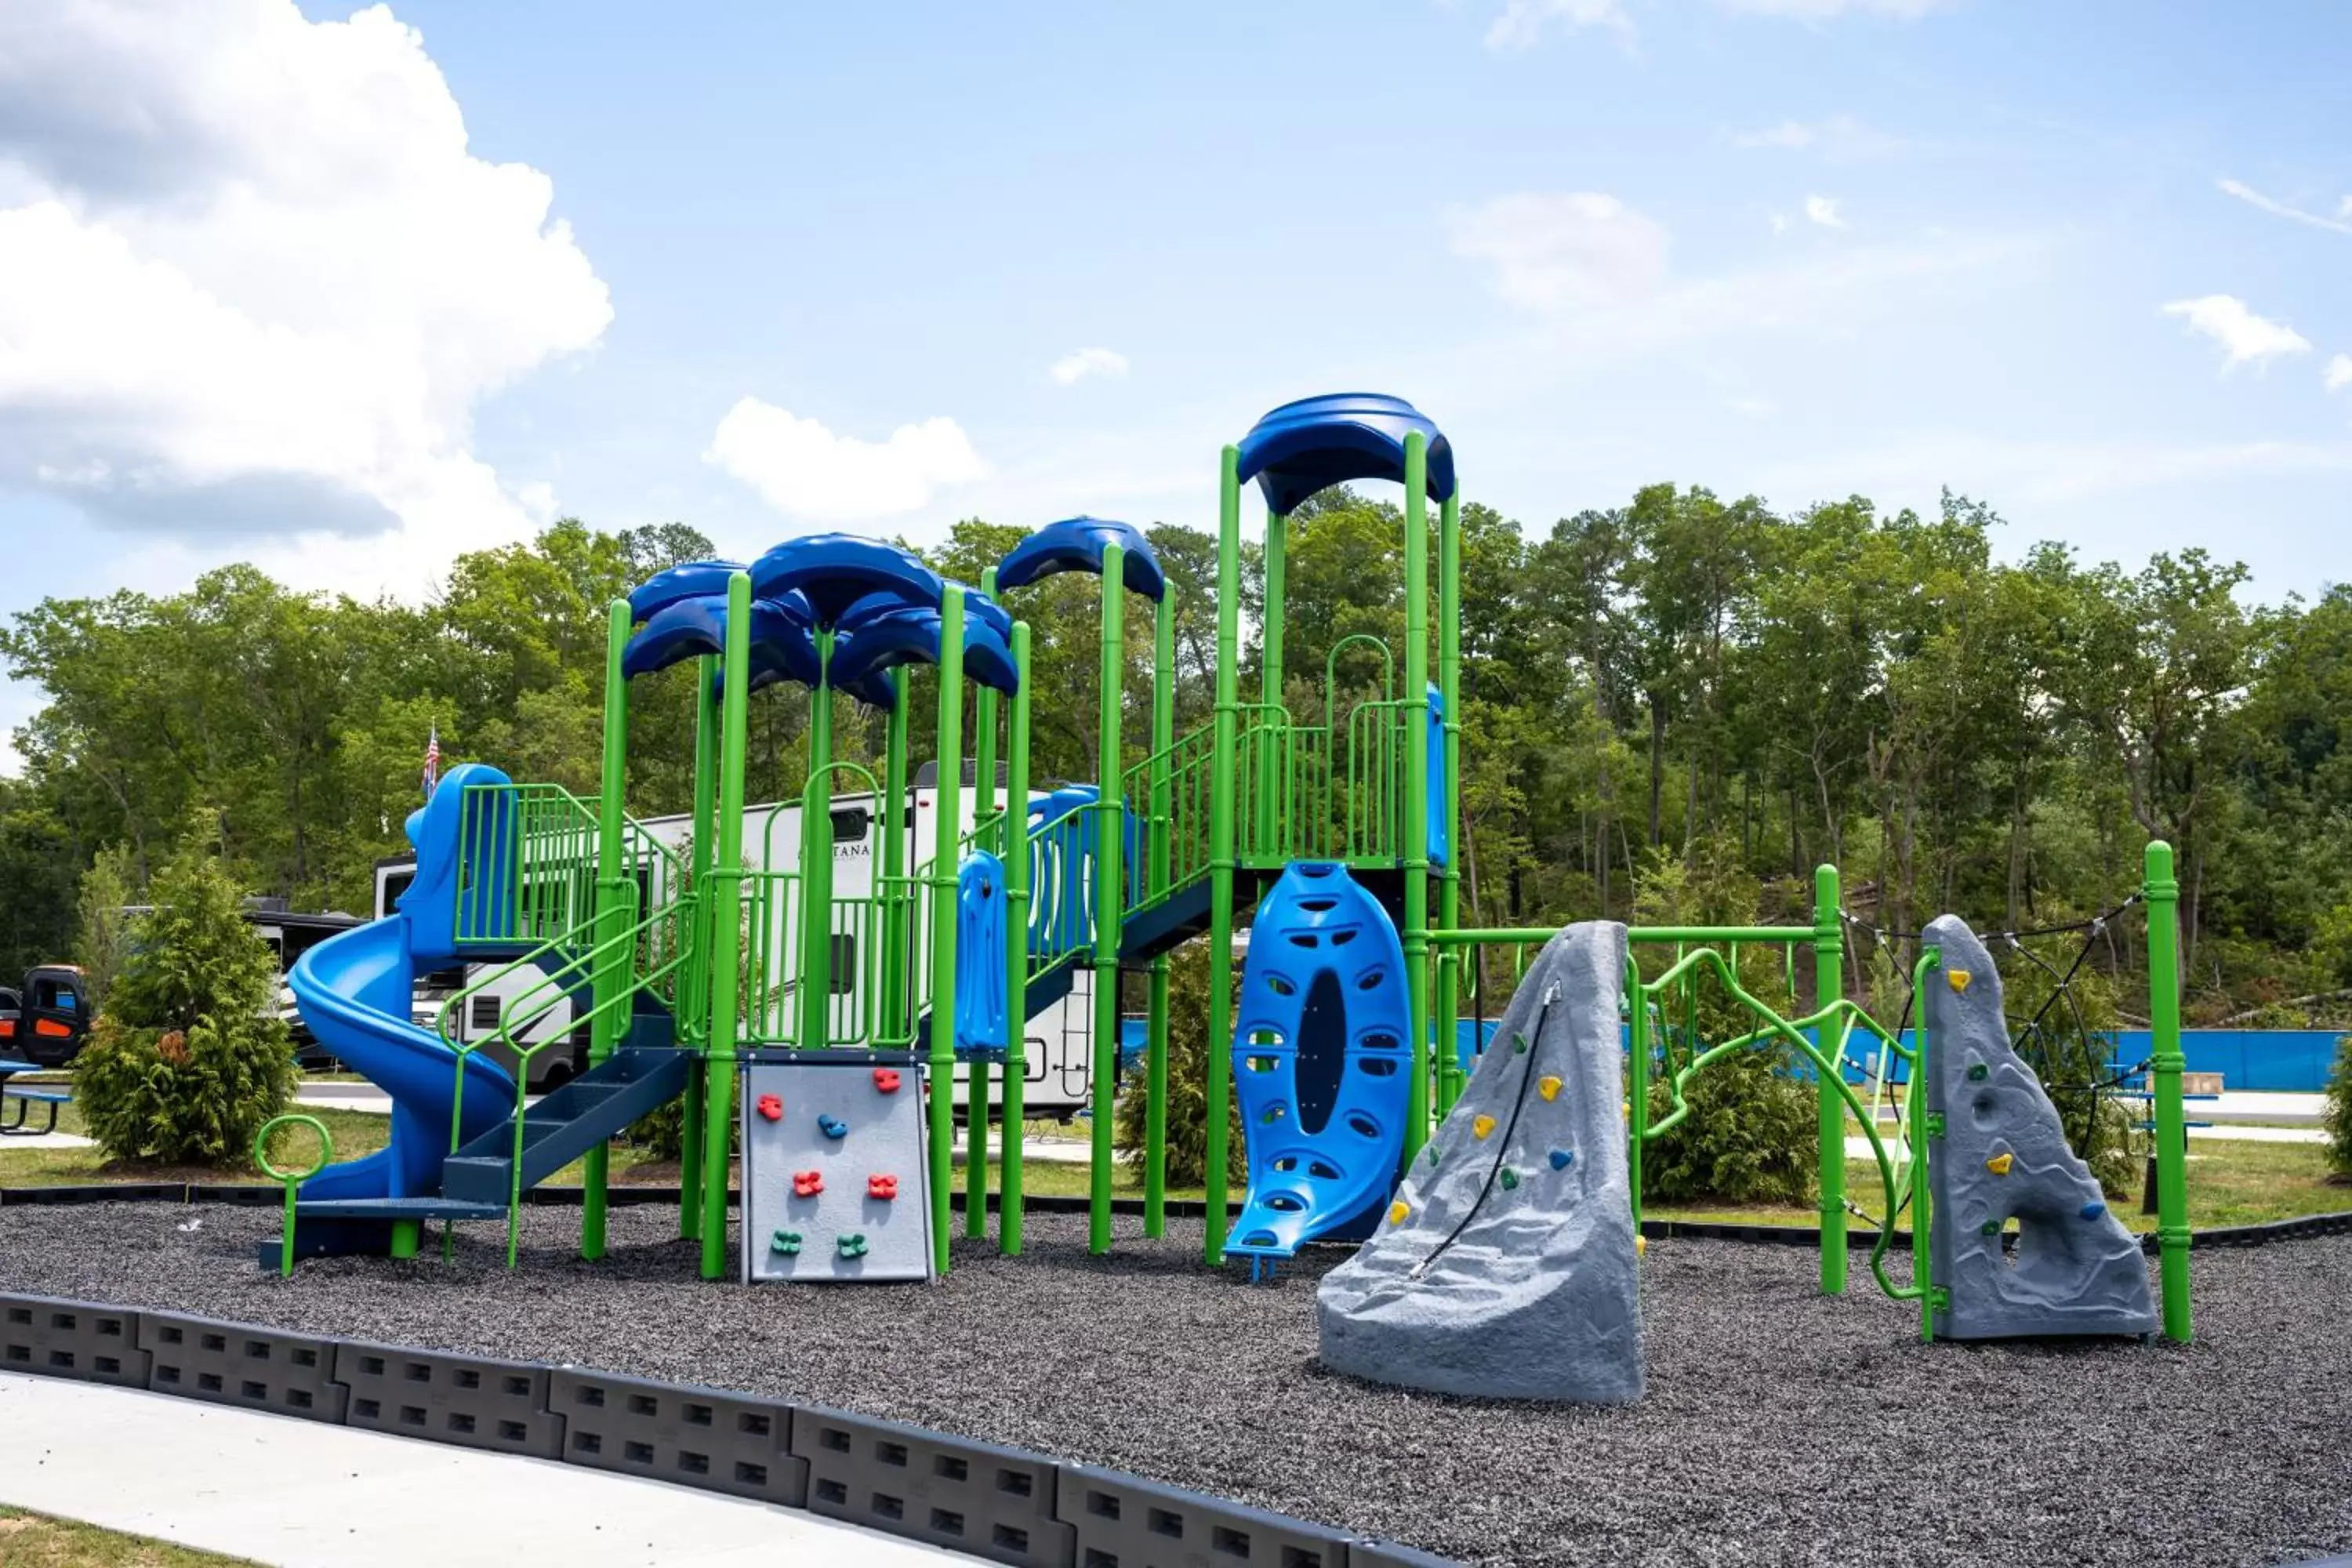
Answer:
1227 862 1411 1261
955 851 1007 1057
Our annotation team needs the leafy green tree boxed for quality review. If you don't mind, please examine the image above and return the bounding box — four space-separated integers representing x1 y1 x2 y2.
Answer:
73 843 138 1018
74 828 294 1167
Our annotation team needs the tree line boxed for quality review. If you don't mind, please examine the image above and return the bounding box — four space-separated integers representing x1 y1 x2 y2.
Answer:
3 488 2347 1026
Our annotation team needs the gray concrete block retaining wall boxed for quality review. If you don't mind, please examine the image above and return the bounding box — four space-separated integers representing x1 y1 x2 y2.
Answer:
0 1291 1454 1568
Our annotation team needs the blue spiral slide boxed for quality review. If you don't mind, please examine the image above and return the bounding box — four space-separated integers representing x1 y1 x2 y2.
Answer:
1226 862 1411 1263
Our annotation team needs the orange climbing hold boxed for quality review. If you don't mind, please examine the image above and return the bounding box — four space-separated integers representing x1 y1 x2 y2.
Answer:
1986 1151 2013 1176
1472 1114 1497 1140
1537 1075 1563 1102
1388 1200 1410 1226
792 1169 825 1199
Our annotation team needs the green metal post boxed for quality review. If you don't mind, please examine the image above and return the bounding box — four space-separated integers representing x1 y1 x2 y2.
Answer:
679 654 719 1242
1401 432 1432 1166
2145 840 2193 1341
1146 590 1174 1236
1436 489 1463 1116
967 572 1000 1240
1814 862 1847 1294
1258 509 1284 858
880 676 911 1040
1000 621 1033 1255
799 633 836 1051
698 571 753 1280
1204 444 1243 1266
1088 546 1127 1255
580 599 632 1261
927 588 967 1276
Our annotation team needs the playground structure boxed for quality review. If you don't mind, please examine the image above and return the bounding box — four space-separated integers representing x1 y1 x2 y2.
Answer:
267 390 2194 1349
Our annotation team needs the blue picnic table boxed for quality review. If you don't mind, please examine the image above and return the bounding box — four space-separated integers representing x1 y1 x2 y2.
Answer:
0 1057 68 1135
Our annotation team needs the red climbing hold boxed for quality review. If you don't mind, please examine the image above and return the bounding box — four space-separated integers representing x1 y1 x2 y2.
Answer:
792 1169 824 1199
867 1173 899 1201
873 1068 902 1094
756 1094 784 1122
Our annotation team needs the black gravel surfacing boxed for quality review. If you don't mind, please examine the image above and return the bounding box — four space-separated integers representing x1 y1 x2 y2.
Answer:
2 1203 2347 1568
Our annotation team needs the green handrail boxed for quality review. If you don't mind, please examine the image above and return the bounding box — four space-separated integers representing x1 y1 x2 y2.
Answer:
254 1113 332 1278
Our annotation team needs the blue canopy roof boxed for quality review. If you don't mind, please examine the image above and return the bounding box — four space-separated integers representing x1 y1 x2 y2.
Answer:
995 517 1166 601
1234 393 1456 515
748 534 942 626
627 559 745 623
621 594 820 690
827 602 1020 695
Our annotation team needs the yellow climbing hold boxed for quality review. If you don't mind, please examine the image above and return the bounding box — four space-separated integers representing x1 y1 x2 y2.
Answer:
1947 969 1973 994
1388 1200 1410 1226
1986 1151 2013 1176
1537 1075 1563 1102
1635 1235 1648 1258
1472 1114 1497 1141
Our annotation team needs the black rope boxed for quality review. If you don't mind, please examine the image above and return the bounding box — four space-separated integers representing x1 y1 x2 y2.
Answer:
1411 989 1556 1280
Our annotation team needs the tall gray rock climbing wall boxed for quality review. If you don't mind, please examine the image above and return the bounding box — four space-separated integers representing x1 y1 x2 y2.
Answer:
1316 921 1642 1403
1923 914 2155 1339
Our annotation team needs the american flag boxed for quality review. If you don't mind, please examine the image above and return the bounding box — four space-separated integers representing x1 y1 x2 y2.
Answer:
422 724 441 799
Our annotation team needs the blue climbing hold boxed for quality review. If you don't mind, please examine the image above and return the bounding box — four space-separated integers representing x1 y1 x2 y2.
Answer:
818 1114 848 1141
1548 1148 1574 1171
2080 1200 2106 1221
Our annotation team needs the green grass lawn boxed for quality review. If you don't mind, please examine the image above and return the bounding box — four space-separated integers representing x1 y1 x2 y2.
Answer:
8 1087 2345 1232
0 1510 258 1568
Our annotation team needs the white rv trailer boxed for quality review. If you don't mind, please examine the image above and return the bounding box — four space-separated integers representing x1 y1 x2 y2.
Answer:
372 778 1106 1113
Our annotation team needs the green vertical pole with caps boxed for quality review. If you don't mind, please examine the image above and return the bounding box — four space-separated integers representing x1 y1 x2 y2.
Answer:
1258 510 1284 858
1087 545 1126 1255
677 652 718 1243
1145 589 1174 1237
1000 620 1033 1255
580 598 631 1261
967 568 1000 1240
697 570 753 1280
926 587 967 1276
1814 862 1847 1294
1400 432 1432 1165
2145 840 2193 1341
1435 491 1463 1114
798 633 836 1053
1204 445 1243 1266
880 677 911 1041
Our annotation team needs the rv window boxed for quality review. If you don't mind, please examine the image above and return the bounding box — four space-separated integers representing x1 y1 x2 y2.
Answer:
830 933 857 995
470 996 501 1033
828 807 870 844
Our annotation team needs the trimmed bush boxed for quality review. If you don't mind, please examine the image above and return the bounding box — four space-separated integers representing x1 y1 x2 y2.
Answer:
2325 1034 2352 1183
1640 1040 1820 1207
74 837 293 1167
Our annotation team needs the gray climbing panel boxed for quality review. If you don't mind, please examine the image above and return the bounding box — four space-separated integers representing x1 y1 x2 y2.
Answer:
1923 914 2156 1339
1316 921 1642 1403
740 1055 932 1284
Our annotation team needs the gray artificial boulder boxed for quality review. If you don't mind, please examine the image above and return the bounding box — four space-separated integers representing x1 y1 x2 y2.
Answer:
1316 921 1642 1403
1923 914 2156 1339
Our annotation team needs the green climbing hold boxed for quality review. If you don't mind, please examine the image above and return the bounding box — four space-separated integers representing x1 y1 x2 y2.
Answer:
1980 1219 2001 1236
770 1229 803 1255
1427 1146 1440 1166
1498 1167 1520 1191
1512 1032 1530 1054
1966 1062 1989 1081
837 1233 869 1259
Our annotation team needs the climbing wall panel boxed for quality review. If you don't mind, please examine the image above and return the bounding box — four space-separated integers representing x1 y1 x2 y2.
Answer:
740 1055 933 1284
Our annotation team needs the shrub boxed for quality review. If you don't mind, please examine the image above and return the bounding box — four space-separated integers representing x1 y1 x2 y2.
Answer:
1114 938 1245 1190
73 843 138 1018
74 836 293 1167
1641 1042 1820 1207
2325 1034 2352 1184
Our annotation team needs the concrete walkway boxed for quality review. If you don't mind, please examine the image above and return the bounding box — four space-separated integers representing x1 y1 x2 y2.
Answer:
0 1372 958 1567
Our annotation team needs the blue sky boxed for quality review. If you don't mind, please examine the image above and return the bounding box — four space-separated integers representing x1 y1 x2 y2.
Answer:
1 1 2347 763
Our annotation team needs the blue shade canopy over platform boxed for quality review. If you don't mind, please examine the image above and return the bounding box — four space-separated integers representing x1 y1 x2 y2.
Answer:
1235 393 1456 515
626 559 746 622
622 593 897 703
995 517 1166 601
827 601 1021 695
749 534 943 626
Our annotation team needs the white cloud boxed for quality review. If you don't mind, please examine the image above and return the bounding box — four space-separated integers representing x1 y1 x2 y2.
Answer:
1769 212 1791 234
0 0 612 597
1803 195 1847 229
1049 347 1129 386
2327 354 2352 393
1730 115 1902 161
1446 192 1670 311
2217 178 2352 237
2159 296 2312 370
1484 0 1632 52
704 401 987 523
1719 0 1957 16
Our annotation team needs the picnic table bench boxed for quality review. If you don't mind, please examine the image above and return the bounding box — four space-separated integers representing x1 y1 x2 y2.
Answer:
0 1057 67 1136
